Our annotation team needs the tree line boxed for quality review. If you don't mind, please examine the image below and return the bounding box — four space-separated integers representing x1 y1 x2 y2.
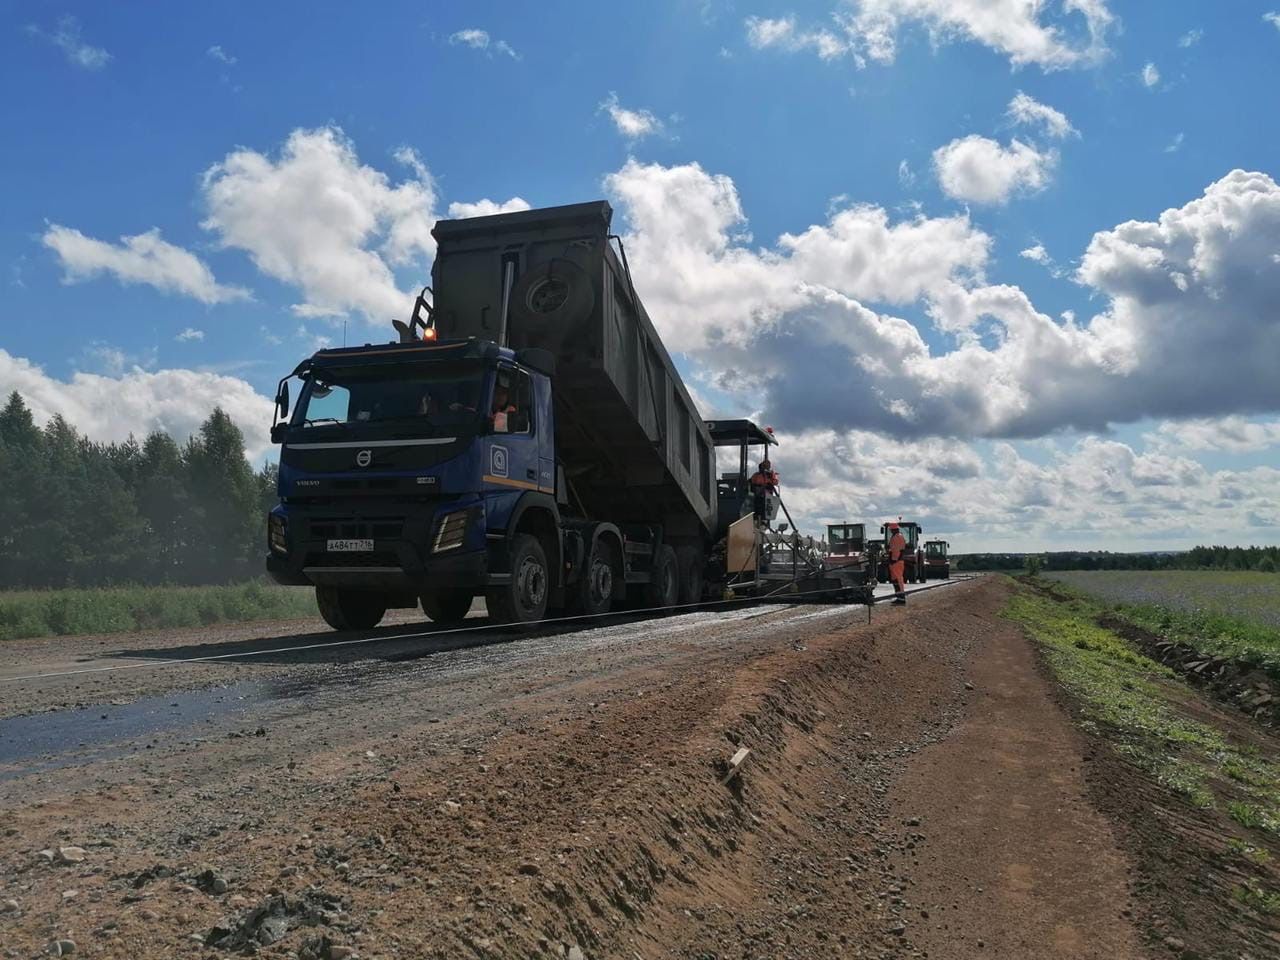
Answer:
0 391 276 589
957 546 1280 574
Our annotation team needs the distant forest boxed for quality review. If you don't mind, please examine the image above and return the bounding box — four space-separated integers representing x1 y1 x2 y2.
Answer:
0 391 276 589
958 546 1280 574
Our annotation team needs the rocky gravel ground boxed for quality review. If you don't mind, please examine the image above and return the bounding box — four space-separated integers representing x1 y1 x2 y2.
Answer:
0 579 1159 959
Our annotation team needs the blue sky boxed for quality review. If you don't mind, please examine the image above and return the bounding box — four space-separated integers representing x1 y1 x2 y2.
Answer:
3 1 1279 551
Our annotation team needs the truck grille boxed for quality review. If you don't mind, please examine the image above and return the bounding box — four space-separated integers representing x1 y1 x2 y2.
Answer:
307 519 404 540
303 550 401 569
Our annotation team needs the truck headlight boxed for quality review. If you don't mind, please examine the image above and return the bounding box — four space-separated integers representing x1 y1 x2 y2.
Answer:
432 510 470 553
268 514 288 555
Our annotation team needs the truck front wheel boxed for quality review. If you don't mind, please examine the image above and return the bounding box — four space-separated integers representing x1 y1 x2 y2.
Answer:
486 534 549 626
421 589 473 625
316 586 387 631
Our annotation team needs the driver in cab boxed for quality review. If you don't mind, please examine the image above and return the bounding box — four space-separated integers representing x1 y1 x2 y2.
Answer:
490 382 517 432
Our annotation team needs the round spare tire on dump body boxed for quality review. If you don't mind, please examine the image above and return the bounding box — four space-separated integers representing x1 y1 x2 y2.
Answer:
509 257 595 346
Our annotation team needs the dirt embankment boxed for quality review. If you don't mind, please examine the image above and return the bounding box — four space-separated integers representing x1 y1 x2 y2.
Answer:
1 580 1152 959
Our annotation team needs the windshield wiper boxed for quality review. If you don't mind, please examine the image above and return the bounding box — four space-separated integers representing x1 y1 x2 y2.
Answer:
303 417 341 427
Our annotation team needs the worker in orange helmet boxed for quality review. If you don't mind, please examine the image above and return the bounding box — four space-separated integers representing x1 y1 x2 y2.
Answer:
886 522 908 605
749 457 780 527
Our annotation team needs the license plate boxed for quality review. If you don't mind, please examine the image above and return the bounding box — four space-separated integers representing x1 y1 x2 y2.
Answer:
327 539 374 552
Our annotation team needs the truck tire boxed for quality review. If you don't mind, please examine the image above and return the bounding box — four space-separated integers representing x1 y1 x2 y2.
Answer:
942 566 950 580
421 589 473 625
676 546 704 606
571 538 617 617
645 544 680 611
509 258 594 343
486 534 549 626
316 586 387 631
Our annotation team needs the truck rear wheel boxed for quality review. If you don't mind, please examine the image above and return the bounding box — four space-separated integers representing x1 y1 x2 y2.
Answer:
645 545 680 611
486 534 549 626
421 589 473 625
572 539 616 617
315 586 387 631
676 546 704 606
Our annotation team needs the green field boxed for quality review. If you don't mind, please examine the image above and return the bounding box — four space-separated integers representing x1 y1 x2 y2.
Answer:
0 581 318 641
1005 583 1280 832
1043 570 1280 677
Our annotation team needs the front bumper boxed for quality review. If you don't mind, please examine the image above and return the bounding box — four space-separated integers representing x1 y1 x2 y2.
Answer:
265 500 494 592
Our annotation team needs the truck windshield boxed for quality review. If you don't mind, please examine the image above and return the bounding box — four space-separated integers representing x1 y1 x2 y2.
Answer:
292 362 484 434
926 542 945 557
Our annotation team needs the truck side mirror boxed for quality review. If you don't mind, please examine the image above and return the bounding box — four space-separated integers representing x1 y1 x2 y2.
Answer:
276 382 290 418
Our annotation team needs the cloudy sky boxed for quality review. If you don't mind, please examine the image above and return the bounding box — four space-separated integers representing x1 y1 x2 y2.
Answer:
3 1 1279 551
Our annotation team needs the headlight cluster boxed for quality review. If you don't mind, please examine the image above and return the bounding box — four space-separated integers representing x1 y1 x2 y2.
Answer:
268 514 288 555
432 510 470 553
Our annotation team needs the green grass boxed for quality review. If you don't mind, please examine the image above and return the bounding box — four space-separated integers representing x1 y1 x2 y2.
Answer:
1003 584 1280 833
1044 571 1280 678
1226 838 1272 865
1233 881 1280 915
0 581 318 641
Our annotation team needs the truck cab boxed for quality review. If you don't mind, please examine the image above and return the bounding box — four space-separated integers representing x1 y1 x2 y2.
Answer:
266 338 568 629
707 420 777 537
923 539 950 579
825 523 866 566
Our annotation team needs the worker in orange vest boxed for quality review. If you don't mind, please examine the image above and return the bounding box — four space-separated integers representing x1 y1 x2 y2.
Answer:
749 458 780 527
886 522 908 605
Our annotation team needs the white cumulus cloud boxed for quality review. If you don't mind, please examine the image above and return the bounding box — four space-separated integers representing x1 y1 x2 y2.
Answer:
1151 416 1280 455
841 0 1113 70
599 93 666 140
199 127 438 323
0 349 274 461
604 160 1280 442
448 28 519 58
744 15 855 61
42 225 250 304
445 197 533 219
206 45 237 65
26 16 111 70
175 328 205 342
1006 91 1077 139
1141 62 1160 88
932 135 1056 204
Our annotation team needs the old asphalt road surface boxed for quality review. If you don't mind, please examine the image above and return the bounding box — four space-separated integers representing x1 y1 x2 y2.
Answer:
0 577 1148 959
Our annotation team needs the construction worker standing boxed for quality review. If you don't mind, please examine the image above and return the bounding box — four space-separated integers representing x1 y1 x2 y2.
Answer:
887 522 908 605
749 458 780 527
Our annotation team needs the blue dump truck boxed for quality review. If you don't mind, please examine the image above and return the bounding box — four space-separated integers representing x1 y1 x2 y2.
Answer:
266 201 778 629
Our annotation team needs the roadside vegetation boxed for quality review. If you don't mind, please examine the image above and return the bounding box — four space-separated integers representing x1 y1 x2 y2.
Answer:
1046 570 1280 676
1003 584 1280 830
0 391 275 590
959 545 1280 574
0 581 316 641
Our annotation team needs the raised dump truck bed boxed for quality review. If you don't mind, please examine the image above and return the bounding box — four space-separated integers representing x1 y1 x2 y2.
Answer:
430 201 715 541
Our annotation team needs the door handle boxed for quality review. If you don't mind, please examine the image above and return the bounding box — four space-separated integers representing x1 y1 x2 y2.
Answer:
526 468 537 480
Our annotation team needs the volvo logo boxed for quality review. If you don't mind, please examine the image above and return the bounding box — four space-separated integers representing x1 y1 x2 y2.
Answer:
355 449 372 467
